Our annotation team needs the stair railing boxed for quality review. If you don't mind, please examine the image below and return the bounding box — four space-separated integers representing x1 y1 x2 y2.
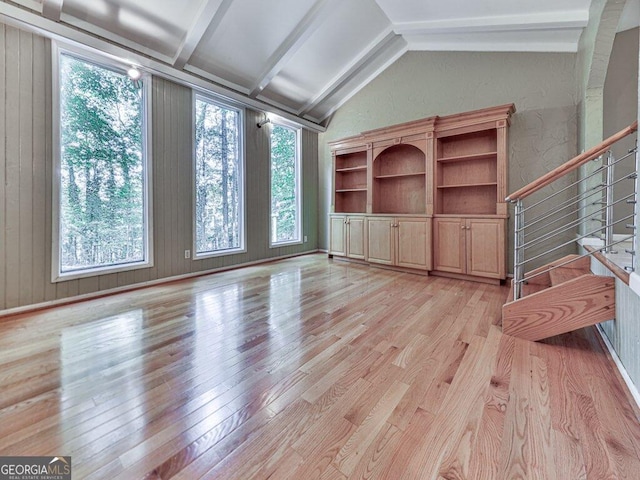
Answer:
506 121 638 301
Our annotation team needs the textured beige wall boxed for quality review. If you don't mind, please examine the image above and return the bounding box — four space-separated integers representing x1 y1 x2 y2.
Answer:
0 24 319 311
599 28 640 393
318 50 579 272
604 27 639 234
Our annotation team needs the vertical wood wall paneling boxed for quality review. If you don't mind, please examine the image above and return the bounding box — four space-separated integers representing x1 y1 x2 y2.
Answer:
5 27 21 309
0 25 5 309
168 80 179 277
589 254 640 392
31 34 47 303
614 278 640 388
149 77 163 281
43 39 56 303
18 31 34 307
178 84 192 275
248 108 270 261
160 77 172 280
302 128 319 248
157 77 169 279
0 27 319 312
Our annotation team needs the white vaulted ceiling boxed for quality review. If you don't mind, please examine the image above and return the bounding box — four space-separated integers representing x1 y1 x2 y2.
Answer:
1 0 638 126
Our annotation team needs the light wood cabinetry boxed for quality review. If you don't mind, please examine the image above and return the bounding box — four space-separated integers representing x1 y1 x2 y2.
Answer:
366 217 395 265
433 217 505 279
329 104 514 282
396 217 431 270
332 141 370 214
329 214 366 260
372 144 427 214
366 216 431 270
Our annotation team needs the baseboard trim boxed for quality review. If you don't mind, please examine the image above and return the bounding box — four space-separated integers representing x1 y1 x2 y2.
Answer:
0 250 321 318
595 324 640 411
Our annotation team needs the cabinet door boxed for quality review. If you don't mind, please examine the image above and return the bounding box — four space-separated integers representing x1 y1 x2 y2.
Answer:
396 218 430 270
346 216 366 259
367 217 394 265
466 218 505 279
433 217 465 273
329 215 346 256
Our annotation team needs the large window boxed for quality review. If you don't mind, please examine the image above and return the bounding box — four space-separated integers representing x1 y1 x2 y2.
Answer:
270 122 301 246
194 95 245 257
53 48 152 281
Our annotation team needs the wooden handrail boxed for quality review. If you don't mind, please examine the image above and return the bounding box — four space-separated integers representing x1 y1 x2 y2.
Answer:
506 120 638 201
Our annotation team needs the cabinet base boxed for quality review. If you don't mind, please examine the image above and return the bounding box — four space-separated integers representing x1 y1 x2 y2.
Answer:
328 255 369 266
328 255 430 276
430 270 503 285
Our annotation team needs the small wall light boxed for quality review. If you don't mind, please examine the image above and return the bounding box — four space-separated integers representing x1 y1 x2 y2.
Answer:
257 114 272 128
127 66 142 81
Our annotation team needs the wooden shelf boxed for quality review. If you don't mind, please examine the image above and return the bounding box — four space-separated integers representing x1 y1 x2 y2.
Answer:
375 172 425 179
336 166 367 172
437 151 497 163
329 103 515 281
437 182 497 189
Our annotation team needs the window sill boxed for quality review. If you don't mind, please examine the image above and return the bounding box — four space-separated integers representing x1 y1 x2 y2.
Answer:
194 247 247 260
53 259 153 283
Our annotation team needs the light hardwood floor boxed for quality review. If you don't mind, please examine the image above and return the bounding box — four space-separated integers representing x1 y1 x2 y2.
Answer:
1 253 640 479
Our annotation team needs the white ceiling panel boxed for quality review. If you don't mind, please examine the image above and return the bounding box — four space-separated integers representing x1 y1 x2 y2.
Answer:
188 0 316 91
63 0 204 58
3 0 632 126
263 0 391 110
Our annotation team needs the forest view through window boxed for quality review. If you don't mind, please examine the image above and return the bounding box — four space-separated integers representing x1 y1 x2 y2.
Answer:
57 52 149 277
270 123 300 245
194 96 244 256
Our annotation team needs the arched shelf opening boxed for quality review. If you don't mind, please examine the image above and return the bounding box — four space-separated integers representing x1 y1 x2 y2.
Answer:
372 144 426 214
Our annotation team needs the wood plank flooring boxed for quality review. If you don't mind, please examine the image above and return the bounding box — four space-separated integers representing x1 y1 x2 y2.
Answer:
1 253 639 479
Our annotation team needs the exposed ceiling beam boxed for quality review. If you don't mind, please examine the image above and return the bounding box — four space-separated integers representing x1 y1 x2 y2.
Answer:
298 29 404 117
42 0 64 22
249 0 340 98
393 11 588 35
0 3 325 131
172 0 233 70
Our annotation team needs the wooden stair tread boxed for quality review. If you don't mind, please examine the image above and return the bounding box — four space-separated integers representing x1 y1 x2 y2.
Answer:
506 280 550 303
549 266 590 286
502 273 615 342
522 282 550 296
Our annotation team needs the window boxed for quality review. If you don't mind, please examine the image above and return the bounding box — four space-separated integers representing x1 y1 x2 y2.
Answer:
270 122 301 246
194 95 245 257
53 48 152 281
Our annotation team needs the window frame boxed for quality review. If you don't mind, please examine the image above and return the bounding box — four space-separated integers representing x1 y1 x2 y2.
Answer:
51 42 154 282
192 93 247 260
269 119 302 248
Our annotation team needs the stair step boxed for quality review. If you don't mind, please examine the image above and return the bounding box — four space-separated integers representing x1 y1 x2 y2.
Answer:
549 266 590 286
522 282 550 296
502 274 615 342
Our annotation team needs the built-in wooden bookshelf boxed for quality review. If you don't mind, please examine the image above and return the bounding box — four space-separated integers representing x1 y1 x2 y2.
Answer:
436 129 500 215
328 104 515 282
373 144 426 214
333 148 368 213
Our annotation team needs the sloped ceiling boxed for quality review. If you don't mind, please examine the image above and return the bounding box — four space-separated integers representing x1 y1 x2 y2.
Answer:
1 0 638 127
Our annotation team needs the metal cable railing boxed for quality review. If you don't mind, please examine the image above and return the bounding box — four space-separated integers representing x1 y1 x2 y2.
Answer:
507 122 638 301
